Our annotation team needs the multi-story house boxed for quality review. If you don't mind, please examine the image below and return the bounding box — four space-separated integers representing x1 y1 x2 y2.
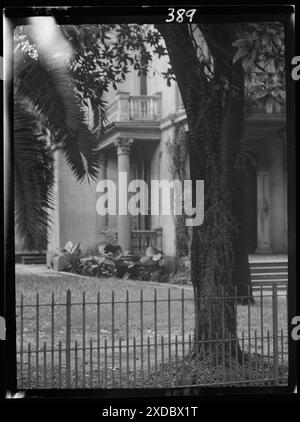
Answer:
43 46 287 268
13 27 286 266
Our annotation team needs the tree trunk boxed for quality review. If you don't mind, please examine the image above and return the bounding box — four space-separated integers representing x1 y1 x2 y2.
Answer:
156 24 252 356
207 31 252 303
224 90 253 302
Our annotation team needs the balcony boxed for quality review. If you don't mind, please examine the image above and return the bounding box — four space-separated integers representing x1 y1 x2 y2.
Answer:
131 228 162 255
106 92 162 123
100 228 163 255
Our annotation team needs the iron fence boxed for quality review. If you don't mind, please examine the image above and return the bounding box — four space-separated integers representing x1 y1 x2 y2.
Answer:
16 283 288 389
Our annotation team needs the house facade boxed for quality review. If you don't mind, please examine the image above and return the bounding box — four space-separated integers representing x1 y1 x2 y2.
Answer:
44 52 287 266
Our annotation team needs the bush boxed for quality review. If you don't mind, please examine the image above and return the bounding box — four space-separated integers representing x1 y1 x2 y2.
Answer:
150 270 170 283
172 257 191 284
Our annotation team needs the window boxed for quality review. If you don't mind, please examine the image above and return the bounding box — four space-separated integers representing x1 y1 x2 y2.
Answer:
140 73 147 95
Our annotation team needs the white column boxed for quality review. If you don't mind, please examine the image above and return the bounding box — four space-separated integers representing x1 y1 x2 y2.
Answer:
96 152 107 236
114 138 133 251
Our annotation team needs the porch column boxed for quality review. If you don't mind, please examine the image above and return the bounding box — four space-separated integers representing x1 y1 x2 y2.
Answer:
96 152 107 235
255 166 272 253
114 137 133 252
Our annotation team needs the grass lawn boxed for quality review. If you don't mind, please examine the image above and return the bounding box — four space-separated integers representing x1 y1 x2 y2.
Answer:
16 270 288 388
16 271 288 351
16 272 195 348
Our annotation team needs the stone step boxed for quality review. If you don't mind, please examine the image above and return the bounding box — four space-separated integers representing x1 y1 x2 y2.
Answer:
250 262 288 268
252 281 288 287
252 281 288 288
250 265 288 273
249 259 288 291
21 255 46 265
251 272 288 280
252 285 287 292
21 260 46 265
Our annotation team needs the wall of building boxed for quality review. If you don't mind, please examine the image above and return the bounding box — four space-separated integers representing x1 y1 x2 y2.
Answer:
268 135 287 253
47 149 98 257
149 125 177 256
146 55 178 118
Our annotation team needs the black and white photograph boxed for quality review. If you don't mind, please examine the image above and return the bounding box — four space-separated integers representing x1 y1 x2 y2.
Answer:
1 4 298 403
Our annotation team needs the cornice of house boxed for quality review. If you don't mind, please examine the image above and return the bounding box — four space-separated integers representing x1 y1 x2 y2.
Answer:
158 106 286 133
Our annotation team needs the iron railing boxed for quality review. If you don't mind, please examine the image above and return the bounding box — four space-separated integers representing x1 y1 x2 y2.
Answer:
106 92 162 122
16 284 288 389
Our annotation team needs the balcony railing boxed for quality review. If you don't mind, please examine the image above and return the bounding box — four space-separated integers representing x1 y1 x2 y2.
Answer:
100 227 163 255
131 228 162 255
106 92 162 123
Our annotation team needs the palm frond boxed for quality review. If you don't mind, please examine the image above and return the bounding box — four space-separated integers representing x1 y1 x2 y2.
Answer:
89 96 108 138
77 123 102 179
14 49 101 182
14 101 54 250
14 50 80 138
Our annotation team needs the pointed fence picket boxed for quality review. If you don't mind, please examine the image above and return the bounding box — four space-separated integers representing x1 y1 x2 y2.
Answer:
16 284 288 389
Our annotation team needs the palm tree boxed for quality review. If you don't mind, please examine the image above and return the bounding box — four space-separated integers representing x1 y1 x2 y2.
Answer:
14 28 105 250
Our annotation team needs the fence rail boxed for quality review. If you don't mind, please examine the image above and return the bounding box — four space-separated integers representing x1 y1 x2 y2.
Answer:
16 284 288 389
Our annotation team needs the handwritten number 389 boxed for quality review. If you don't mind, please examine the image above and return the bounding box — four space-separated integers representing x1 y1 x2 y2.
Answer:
165 8 196 23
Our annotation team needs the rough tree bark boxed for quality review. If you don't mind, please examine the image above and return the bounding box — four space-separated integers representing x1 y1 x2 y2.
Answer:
156 23 252 358
200 24 253 303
